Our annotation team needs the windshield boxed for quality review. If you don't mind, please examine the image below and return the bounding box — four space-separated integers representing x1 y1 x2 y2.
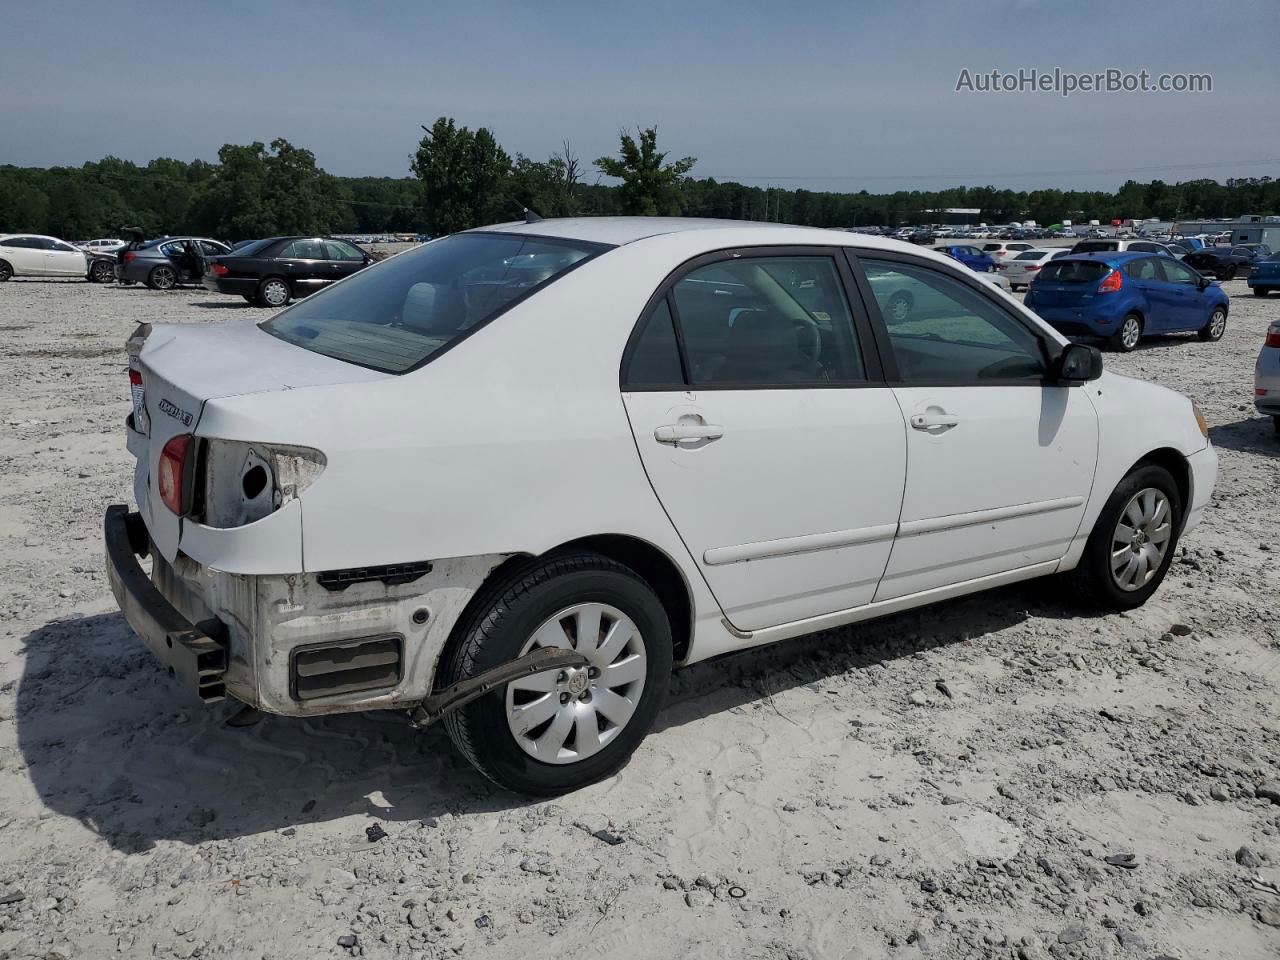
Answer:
1039 260 1111 284
232 238 276 257
261 232 609 373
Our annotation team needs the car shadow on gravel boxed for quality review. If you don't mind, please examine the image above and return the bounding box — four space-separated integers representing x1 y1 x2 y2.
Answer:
190 301 254 309
1209 417 1279 456
16 582 1071 851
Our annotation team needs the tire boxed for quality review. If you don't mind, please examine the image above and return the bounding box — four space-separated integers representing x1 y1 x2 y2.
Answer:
1223 267 1237 281
148 265 176 290
1198 306 1227 342
1065 463 1183 611
1255 287 1272 298
1111 313 1142 352
256 277 290 308
1274 416 1280 437
885 290 914 323
441 551 673 796
0 260 11 282
89 260 115 284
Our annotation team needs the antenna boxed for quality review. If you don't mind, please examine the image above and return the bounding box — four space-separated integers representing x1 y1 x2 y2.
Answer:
524 207 544 223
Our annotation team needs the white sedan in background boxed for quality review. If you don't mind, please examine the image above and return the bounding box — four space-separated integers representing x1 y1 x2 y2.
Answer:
105 217 1216 795
1000 247 1074 291
79 237 127 255
0 234 89 280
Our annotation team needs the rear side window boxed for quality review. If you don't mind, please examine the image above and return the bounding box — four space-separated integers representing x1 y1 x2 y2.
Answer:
624 299 684 388
1125 258 1161 280
262 232 605 374
669 256 865 386
281 239 325 259
1039 260 1110 283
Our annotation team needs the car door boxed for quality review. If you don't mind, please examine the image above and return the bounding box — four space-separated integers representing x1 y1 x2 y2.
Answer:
621 248 908 632
323 239 369 282
1 237 44 275
1123 256 1180 331
1156 257 1210 330
278 238 329 293
45 239 85 276
853 253 1098 601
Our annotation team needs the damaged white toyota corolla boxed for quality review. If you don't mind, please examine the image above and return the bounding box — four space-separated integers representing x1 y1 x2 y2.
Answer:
106 218 1217 794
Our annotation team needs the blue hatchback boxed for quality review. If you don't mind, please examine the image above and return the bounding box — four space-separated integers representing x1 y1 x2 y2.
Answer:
1023 252 1230 352
934 244 996 273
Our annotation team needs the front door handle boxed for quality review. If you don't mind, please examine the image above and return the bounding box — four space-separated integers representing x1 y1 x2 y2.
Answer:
655 423 724 444
910 413 959 430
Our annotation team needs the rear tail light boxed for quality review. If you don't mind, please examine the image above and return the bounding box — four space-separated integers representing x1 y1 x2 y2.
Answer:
123 252 137 262
1265 324 1280 348
1098 269 1123 294
1026 265 1041 271
211 263 229 276
158 434 193 515
1258 388 1269 397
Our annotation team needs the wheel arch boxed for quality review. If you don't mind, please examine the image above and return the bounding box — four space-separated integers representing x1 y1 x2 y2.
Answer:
1128 447 1191 527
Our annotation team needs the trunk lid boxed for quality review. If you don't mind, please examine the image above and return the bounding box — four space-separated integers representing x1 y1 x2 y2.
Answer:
130 320 387 560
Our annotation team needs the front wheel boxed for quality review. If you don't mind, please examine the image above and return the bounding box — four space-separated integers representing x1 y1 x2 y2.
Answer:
1065 463 1183 610
1112 313 1142 352
89 260 115 284
440 552 673 795
256 277 290 308
1198 307 1227 342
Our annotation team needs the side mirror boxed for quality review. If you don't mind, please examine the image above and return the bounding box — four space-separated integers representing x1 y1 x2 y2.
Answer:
1055 343 1103 383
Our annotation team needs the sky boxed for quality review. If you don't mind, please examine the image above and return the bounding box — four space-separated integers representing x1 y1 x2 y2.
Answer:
4 0 1277 193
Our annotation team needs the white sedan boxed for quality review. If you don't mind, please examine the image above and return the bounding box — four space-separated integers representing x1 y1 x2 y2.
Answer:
1000 247 1074 290
0 234 89 280
105 218 1217 794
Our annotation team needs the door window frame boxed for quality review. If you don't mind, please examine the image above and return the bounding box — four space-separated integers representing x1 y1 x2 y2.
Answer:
620 245 887 391
841 248 1063 388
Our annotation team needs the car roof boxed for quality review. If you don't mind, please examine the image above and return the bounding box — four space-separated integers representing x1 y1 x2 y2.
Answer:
474 216 894 249
1057 251 1154 264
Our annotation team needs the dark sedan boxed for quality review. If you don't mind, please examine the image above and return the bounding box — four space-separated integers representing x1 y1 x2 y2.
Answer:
1184 244 1272 281
203 236 373 307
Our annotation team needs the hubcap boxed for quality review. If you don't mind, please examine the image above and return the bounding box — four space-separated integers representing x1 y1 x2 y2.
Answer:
1121 318 1140 349
505 602 647 765
155 268 174 289
888 296 910 322
264 281 288 306
1110 487 1172 592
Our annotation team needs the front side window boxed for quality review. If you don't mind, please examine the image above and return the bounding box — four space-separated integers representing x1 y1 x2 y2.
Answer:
324 239 366 262
861 259 1046 383
262 232 605 374
668 256 865 386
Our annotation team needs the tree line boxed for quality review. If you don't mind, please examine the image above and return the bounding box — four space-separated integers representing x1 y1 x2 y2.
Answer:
1 118 1277 242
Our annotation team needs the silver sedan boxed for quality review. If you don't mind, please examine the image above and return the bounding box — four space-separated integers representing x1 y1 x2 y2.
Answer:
1256 321 1280 436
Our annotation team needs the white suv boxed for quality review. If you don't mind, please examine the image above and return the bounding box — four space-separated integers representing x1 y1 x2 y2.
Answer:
106 218 1217 794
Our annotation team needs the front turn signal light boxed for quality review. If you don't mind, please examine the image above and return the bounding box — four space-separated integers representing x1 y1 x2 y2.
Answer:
1192 402 1209 438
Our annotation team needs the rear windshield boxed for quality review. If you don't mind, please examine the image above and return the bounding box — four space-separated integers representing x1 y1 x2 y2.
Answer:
261 232 608 373
1072 241 1118 253
232 238 275 257
1013 250 1045 261
1038 260 1111 284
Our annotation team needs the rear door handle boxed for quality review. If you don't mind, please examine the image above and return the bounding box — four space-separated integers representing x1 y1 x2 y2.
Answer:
655 423 724 444
910 413 959 430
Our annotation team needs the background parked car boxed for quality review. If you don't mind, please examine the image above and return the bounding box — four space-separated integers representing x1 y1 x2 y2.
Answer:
982 241 1034 261
1184 245 1271 281
78 238 127 255
934 244 996 273
115 237 231 290
203 236 373 306
1248 253 1280 297
1024 252 1228 352
0 234 89 281
1257 321 1280 434
1071 239 1177 257
999 247 1074 291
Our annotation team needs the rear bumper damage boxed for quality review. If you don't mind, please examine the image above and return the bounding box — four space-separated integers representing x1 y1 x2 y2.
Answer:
104 503 517 717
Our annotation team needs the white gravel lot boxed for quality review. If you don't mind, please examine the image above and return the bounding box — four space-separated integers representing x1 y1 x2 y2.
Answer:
0 273 1278 960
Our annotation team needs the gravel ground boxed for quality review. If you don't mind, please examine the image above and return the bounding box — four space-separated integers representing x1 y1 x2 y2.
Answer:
0 275 1278 960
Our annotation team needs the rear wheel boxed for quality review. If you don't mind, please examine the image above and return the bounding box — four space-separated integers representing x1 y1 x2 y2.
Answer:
0 260 11 282
89 260 115 283
1255 287 1272 298
1222 267 1237 281
885 290 914 323
1198 306 1227 342
148 265 176 290
1066 463 1183 611
256 277 290 308
441 552 673 796
1112 313 1142 352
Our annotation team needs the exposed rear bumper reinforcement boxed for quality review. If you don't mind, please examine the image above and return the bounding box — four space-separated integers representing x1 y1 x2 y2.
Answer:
410 646 590 729
104 504 228 702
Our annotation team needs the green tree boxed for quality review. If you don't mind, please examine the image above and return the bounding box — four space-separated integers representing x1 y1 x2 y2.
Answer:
595 127 695 216
410 117 513 234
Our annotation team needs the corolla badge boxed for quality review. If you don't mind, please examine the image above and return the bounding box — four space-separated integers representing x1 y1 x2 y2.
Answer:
157 398 193 427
